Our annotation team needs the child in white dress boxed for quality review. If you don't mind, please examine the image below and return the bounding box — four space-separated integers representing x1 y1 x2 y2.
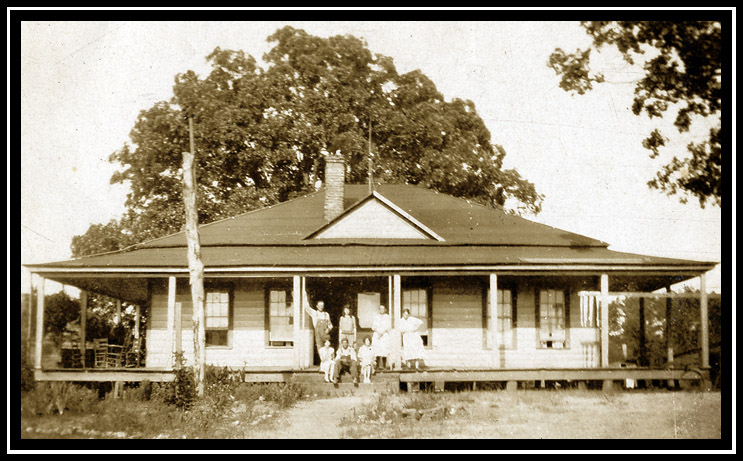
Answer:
318 340 335 383
358 337 375 383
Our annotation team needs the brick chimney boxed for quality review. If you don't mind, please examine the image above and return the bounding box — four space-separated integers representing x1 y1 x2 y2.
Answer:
324 151 345 222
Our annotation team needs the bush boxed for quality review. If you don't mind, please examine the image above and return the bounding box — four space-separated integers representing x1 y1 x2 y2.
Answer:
20 348 35 393
20 382 99 416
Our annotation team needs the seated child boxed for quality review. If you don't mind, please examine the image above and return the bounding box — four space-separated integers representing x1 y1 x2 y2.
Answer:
318 339 335 383
358 337 375 384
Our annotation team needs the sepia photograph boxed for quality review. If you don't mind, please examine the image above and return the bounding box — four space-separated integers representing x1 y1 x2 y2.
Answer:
15 9 728 451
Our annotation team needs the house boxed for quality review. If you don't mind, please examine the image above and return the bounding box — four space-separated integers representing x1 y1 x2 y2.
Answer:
24 152 718 388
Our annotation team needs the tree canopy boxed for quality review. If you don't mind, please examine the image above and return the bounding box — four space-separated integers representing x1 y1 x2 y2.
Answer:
72 26 543 257
549 21 722 208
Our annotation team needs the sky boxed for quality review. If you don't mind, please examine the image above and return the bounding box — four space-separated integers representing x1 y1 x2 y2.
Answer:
18 20 725 294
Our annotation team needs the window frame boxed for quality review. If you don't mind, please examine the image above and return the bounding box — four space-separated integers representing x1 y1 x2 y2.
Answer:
204 282 234 349
264 284 294 348
535 287 571 350
401 279 433 348
483 285 518 350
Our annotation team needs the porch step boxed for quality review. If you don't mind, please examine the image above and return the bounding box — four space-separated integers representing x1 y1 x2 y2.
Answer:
299 381 400 398
290 371 400 385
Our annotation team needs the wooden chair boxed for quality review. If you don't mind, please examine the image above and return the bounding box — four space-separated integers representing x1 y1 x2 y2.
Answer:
124 335 142 368
107 342 124 368
69 339 83 368
93 338 109 368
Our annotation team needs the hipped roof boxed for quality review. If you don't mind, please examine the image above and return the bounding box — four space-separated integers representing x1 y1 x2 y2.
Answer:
27 184 716 272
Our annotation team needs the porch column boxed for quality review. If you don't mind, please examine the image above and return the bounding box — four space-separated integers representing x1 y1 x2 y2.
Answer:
638 297 647 367
600 274 609 368
167 276 176 368
115 299 122 325
174 302 182 357
34 275 45 371
134 305 141 342
26 272 34 362
300 276 312 369
292 275 302 369
392 274 402 370
665 286 674 366
700 273 710 369
80 291 88 367
489 274 499 367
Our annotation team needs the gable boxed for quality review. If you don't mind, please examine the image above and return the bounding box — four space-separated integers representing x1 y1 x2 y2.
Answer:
311 196 439 240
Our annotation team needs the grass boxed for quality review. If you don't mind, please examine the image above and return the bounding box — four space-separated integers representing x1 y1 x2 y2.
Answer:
20 380 309 439
339 388 722 439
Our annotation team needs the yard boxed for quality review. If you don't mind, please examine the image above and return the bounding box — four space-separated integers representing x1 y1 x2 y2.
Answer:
19 382 722 440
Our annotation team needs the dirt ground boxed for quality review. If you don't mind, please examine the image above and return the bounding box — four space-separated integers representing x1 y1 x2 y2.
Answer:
20 389 722 440
244 389 722 439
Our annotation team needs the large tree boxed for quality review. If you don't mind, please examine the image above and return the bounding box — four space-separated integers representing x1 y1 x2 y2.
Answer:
72 26 543 257
549 21 722 208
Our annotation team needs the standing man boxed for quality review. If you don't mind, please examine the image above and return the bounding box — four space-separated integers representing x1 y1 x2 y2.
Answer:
332 338 359 384
305 300 333 357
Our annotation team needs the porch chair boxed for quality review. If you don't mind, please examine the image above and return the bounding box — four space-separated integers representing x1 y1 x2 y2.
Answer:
93 338 109 368
124 335 142 368
107 342 124 368
69 338 83 368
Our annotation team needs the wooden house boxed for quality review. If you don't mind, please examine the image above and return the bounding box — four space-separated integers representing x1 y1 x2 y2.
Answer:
25 152 718 389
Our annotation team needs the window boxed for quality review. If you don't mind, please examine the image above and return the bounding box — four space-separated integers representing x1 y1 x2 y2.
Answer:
267 289 293 347
205 291 231 347
402 288 431 347
485 288 517 349
537 289 569 349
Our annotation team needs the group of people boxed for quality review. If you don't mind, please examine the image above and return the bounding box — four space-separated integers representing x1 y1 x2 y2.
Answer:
305 301 426 385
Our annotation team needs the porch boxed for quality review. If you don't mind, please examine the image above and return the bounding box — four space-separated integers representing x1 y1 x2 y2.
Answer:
25 269 717 384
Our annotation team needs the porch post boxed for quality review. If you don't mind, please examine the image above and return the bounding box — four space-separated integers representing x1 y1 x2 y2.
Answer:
489 273 499 367
26 272 34 363
638 297 647 367
134 305 141 342
392 274 402 370
174 302 182 356
167 276 176 368
600 274 609 368
34 275 45 371
699 273 710 369
80 291 88 367
665 286 674 366
293 275 302 369
301 276 312 368
115 299 122 325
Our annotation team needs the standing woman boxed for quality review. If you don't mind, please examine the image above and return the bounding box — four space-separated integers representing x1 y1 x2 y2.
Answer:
305 300 333 357
371 305 391 370
338 305 357 347
398 309 426 370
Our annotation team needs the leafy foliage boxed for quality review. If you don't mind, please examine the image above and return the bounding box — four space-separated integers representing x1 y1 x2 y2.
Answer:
72 26 543 257
549 21 722 207
608 289 721 367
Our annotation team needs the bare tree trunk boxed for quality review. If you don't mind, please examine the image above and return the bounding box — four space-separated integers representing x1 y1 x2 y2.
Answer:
182 117 206 397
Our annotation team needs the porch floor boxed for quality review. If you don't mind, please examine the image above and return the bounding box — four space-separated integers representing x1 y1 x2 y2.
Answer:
34 366 709 390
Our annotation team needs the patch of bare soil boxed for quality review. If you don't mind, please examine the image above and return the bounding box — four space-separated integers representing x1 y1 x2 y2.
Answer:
247 394 373 439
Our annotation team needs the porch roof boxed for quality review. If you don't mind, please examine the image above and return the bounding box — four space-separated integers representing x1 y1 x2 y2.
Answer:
27 244 712 271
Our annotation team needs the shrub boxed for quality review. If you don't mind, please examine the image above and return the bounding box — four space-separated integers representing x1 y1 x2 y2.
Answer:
20 382 98 415
20 348 35 393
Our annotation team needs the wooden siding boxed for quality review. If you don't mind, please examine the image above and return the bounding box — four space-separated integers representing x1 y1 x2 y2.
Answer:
423 276 601 369
146 278 295 368
145 275 603 370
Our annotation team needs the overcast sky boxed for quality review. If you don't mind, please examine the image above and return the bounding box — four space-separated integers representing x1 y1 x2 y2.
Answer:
18 20 723 293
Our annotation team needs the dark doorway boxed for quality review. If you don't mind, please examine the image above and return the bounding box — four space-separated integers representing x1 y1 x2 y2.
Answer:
305 277 388 365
